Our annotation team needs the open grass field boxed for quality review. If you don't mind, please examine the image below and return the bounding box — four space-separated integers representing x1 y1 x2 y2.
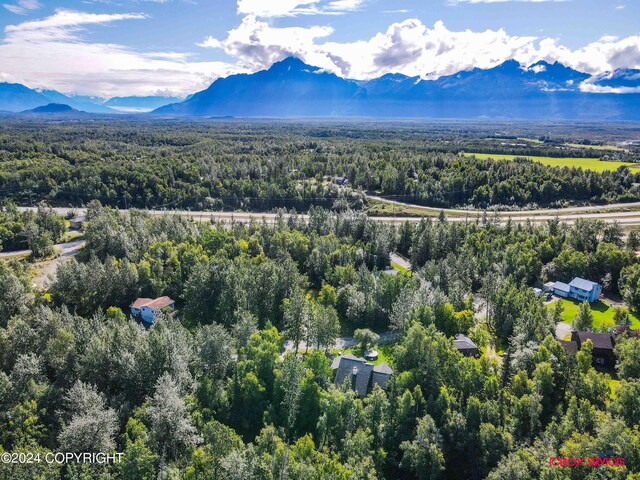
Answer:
557 298 640 331
463 152 638 172
563 143 627 152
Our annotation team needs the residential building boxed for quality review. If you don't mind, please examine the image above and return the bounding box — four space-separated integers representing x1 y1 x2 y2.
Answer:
547 277 602 303
331 354 393 397
559 339 578 355
571 331 616 369
453 334 479 357
130 296 176 324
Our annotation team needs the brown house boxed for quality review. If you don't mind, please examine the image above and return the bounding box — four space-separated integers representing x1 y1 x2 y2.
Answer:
558 339 578 355
570 331 616 369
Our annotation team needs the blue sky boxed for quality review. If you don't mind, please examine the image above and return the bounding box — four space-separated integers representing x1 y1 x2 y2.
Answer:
0 0 637 98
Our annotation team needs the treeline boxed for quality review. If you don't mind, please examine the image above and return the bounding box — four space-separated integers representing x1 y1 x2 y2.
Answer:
0 120 639 211
2 205 640 478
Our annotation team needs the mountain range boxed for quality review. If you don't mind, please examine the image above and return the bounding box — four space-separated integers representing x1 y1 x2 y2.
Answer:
155 57 640 120
2 57 639 120
0 85 180 114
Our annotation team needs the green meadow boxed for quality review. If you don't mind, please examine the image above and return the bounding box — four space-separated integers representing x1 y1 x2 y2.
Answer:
464 152 638 173
557 298 640 331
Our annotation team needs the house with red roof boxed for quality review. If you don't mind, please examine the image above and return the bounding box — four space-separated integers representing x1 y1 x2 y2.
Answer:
130 296 176 324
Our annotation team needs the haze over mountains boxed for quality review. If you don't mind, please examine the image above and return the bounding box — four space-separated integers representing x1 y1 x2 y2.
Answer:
0 85 180 114
2 57 639 120
155 57 640 120
104 96 183 113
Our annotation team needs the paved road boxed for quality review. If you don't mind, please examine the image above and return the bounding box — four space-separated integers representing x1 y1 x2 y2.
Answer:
0 239 85 259
0 240 85 289
367 195 640 216
16 205 640 227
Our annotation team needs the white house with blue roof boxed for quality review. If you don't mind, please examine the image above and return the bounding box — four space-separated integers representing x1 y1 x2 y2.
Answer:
547 277 602 303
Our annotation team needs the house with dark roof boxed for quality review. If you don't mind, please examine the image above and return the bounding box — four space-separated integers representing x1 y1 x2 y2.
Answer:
558 339 578 355
453 334 479 357
331 354 393 397
571 331 616 369
130 296 176 325
547 277 602 303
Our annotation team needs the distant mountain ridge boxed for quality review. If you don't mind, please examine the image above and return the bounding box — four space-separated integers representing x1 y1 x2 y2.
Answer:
2 59 639 120
104 96 182 112
0 85 180 114
25 103 78 114
0 82 51 112
155 57 640 120
38 90 116 114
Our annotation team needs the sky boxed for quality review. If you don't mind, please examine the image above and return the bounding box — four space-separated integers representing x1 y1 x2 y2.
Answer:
0 0 638 98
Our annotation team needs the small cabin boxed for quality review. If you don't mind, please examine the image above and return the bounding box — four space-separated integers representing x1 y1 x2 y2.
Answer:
453 334 479 357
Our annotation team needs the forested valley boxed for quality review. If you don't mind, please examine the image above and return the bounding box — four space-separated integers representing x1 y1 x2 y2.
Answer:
2 202 640 479
1 120 639 211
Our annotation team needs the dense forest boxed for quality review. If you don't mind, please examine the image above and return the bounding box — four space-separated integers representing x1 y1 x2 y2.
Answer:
1 120 639 211
2 203 640 479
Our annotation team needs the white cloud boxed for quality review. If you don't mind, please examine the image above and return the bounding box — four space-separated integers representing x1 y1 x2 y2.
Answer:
236 0 365 17
533 36 640 73
0 9 242 97
3 7 640 98
200 15 334 70
580 84 640 94
3 0 40 15
197 36 223 49
201 16 640 82
202 17 540 79
325 0 365 12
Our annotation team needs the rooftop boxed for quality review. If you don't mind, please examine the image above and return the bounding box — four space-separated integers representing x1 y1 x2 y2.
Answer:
554 281 571 293
131 296 175 311
572 331 614 350
559 339 578 354
453 334 477 351
332 354 393 397
569 277 600 292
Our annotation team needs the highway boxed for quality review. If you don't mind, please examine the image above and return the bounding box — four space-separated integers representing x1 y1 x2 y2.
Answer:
15 203 640 227
367 195 640 216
